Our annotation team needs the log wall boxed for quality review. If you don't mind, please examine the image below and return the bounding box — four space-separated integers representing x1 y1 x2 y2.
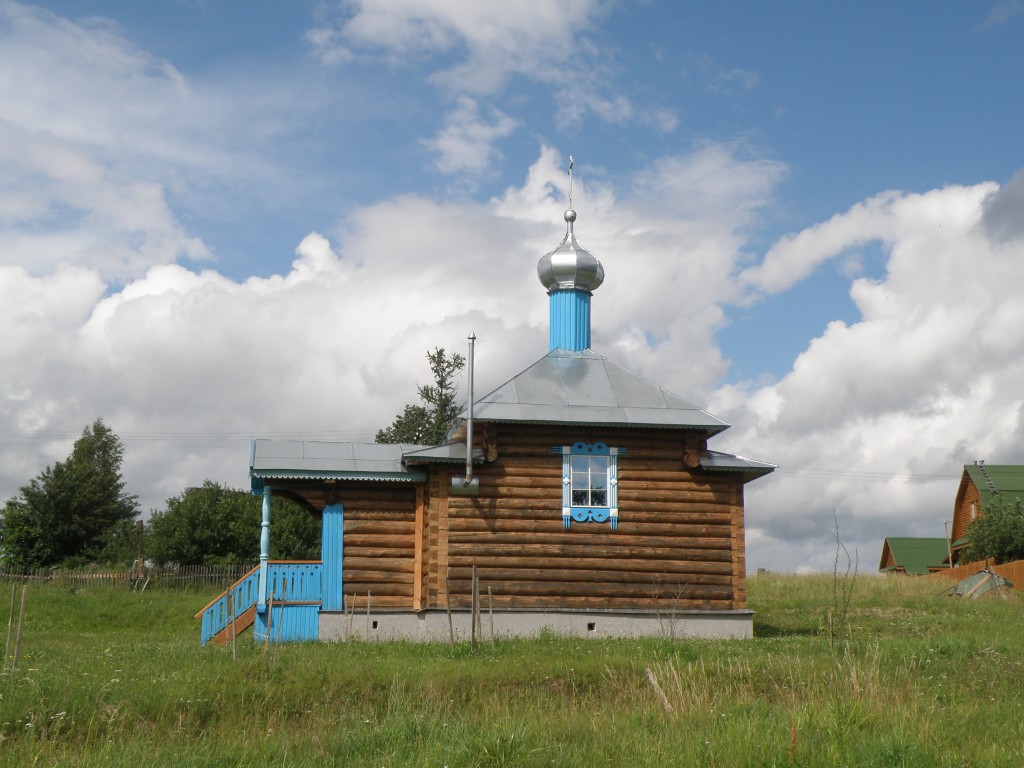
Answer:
951 476 981 546
436 424 746 612
271 422 749 614
274 479 417 609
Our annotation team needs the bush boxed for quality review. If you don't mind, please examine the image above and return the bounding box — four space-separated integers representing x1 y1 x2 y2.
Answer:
963 495 1024 564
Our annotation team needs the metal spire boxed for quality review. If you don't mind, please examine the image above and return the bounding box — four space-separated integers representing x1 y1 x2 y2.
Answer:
567 155 574 209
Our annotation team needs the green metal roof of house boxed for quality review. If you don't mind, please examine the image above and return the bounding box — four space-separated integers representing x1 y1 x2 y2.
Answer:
879 537 950 575
964 464 1024 505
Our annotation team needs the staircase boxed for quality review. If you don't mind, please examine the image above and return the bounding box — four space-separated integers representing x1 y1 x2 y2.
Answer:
195 561 323 645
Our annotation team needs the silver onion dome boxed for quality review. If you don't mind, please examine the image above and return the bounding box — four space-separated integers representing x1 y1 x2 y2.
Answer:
537 209 605 293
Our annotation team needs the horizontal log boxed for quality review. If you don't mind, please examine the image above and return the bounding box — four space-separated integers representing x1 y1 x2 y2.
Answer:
616 490 731 504
445 566 732 586
343 520 415 535
622 467 721 481
618 460 701 472
342 557 414 573
342 570 412 584
315 506 416 518
429 593 733 611
483 458 711 476
452 486 558 500
448 499 729 518
445 503 732 524
342 582 413 597
619 501 737 516
447 518 731 538
445 530 732 551
342 503 416 514
346 540 413 552
343 595 410 609
446 553 732 573
473 475 560 489
617 478 730 492
482 466 564 478
441 579 733 601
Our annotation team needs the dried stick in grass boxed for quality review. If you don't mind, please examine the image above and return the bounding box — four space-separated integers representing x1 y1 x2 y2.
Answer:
645 667 673 713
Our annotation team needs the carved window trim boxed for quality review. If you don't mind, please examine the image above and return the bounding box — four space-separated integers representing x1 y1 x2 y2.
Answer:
553 441 625 530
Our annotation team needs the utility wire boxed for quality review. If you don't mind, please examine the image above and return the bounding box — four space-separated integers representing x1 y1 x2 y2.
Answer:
0 428 964 483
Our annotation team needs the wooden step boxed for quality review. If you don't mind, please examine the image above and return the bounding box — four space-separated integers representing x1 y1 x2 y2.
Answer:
213 605 256 646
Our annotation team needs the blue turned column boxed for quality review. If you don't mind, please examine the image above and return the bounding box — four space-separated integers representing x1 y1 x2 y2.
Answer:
321 503 344 611
537 207 604 352
549 289 592 351
256 485 271 613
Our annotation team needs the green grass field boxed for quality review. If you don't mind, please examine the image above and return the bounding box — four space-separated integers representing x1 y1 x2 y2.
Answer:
1 573 1022 767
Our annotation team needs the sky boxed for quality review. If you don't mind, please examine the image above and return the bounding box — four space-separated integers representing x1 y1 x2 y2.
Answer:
3 0 1024 573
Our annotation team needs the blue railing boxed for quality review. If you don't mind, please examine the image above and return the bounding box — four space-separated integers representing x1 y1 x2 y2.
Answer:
196 561 322 645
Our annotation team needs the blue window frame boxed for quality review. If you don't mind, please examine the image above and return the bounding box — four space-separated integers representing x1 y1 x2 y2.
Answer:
553 441 624 529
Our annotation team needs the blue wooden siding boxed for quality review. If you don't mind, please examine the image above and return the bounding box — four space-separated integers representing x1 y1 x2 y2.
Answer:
321 503 344 611
549 289 591 351
198 565 261 645
198 561 322 645
253 603 320 643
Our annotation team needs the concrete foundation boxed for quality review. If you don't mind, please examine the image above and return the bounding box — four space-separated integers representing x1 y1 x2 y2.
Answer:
319 608 753 642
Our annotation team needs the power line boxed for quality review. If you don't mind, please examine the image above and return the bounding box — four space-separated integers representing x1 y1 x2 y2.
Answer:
774 467 958 483
0 429 380 446
0 428 965 483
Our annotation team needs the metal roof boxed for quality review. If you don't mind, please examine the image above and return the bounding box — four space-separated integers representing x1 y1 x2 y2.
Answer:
402 443 484 464
464 348 731 434
700 450 776 480
964 464 1024 505
878 537 950 575
250 440 426 481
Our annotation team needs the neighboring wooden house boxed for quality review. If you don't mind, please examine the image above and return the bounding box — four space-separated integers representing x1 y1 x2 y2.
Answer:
878 537 950 575
948 462 1024 565
197 201 774 644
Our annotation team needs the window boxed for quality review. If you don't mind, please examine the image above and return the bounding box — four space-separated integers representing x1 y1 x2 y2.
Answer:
572 454 608 507
554 441 624 529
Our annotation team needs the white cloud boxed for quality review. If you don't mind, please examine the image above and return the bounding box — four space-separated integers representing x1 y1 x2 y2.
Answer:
421 97 518 175
0 2 332 281
0 144 783 521
307 0 658 137
709 67 761 93
981 167 1024 242
978 1 1024 31
0 3 246 176
715 177 1024 571
309 0 606 92
13 3 1024 577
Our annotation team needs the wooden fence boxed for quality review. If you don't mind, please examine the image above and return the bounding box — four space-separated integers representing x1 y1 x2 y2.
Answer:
0 563 252 590
925 558 1024 589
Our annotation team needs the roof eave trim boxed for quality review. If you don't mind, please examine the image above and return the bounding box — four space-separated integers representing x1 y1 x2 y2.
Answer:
403 455 485 466
473 417 729 434
701 466 775 480
251 470 426 482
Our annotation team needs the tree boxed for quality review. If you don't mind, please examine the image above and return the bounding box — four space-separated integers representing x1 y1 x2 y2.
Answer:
963 495 1024 564
376 347 466 445
0 420 139 568
146 481 320 566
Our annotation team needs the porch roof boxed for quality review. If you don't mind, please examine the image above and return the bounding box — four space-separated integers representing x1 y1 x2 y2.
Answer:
699 450 776 480
250 439 426 482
